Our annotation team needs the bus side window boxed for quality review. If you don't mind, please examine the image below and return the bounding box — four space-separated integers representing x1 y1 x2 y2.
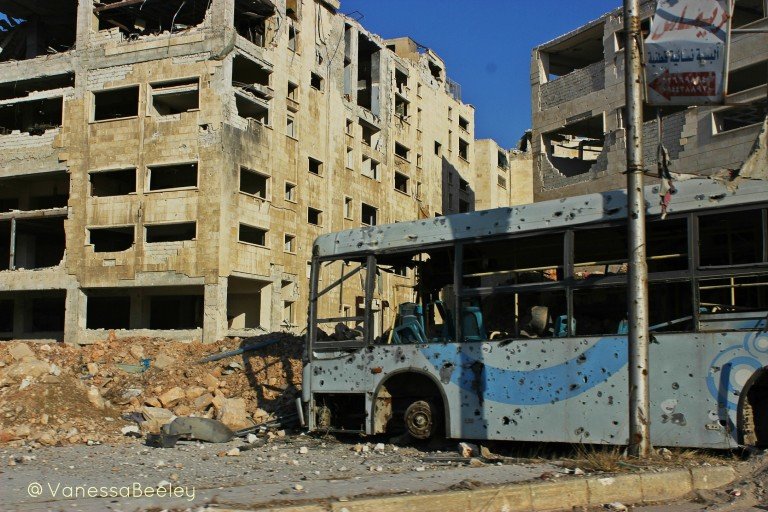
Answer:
469 290 567 341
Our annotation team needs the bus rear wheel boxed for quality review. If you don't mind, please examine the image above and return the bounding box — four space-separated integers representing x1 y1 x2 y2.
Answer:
404 400 437 439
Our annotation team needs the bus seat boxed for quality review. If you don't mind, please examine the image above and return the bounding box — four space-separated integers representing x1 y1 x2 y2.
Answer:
554 315 575 337
462 306 487 341
617 319 628 334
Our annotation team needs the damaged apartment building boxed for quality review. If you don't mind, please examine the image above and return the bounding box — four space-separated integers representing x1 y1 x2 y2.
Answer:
0 0 487 344
531 0 768 200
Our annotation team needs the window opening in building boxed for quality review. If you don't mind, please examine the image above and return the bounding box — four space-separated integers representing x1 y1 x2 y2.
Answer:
310 72 323 91
288 24 298 52
395 94 409 118
713 99 768 133
86 296 130 330
362 156 380 180
498 150 509 169
732 0 767 28
93 86 140 122
285 182 297 202
728 59 768 95
234 0 275 47
89 226 134 253
284 234 296 252
286 114 297 138
459 116 469 131
0 172 69 212
360 119 381 148
308 157 323 176
357 33 381 114
95 0 210 37
1 2 76 62
361 203 377 226
394 172 409 193
308 207 322 226
149 294 203 329
151 78 199 116
346 147 354 168
90 169 136 197
434 141 442 157
240 167 269 198
233 55 272 125
146 222 196 243
239 224 267 246
395 142 410 160
344 196 353 219
0 97 63 135
147 163 198 191
459 138 470 160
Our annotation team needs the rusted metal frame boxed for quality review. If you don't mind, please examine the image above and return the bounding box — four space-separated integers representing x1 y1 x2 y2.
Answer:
94 0 147 13
9 217 16 271
315 264 362 300
453 242 463 343
363 254 376 345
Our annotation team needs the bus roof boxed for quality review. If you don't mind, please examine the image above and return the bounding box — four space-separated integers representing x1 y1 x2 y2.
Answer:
313 178 768 259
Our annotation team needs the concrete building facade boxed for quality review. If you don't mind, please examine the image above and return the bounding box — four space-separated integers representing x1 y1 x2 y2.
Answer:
530 0 768 201
474 139 533 210
0 0 489 344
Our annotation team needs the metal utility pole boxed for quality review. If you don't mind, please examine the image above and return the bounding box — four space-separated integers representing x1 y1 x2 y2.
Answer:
624 0 651 458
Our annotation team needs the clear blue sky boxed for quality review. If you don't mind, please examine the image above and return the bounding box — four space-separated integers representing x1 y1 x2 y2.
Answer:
342 0 621 149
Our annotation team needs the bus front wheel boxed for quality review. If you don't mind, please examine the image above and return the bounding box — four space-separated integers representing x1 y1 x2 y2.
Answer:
404 400 437 439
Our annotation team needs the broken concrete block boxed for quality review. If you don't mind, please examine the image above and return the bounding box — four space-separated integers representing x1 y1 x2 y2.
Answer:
153 353 175 370
158 387 185 408
129 344 145 360
185 386 207 400
142 406 174 424
202 373 219 390
6 359 50 379
87 386 106 410
8 343 35 361
216 398 251 430
86 362 99 375
193 393 214 410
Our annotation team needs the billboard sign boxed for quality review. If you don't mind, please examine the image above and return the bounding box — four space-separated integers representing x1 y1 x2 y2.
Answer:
644 0 732 106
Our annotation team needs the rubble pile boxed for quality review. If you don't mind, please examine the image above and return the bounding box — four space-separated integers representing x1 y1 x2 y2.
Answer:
0 333 304 447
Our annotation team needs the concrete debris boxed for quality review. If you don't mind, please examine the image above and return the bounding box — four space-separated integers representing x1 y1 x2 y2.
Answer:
121 425 141 437
158 387 185 408
374 442 386 452
604 503 627 511
87 386 107 410
458 442 479 458
297 446 308 454
226 447 240 457
0 335 303 446
8 343 35 361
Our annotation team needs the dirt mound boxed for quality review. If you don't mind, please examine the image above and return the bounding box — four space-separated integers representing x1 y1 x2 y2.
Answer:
0 333 304 446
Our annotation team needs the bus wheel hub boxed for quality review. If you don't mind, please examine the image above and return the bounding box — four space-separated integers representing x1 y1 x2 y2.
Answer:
405 400 435 439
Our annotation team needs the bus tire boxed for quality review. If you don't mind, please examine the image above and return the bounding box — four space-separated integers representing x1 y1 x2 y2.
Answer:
404 400 437 440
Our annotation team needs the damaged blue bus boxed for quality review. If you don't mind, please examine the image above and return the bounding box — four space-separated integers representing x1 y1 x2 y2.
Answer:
302 178 768 449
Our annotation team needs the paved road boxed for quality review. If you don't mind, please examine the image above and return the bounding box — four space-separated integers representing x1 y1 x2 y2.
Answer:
1 438 560 511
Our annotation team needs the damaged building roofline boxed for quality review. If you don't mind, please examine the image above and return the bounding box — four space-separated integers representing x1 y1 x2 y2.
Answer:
535 10 614 51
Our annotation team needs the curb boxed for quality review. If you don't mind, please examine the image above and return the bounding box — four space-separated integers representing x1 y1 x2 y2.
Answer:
208 465 737 512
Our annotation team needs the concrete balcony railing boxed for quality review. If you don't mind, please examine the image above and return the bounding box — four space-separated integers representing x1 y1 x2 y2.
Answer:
539 61 605 111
